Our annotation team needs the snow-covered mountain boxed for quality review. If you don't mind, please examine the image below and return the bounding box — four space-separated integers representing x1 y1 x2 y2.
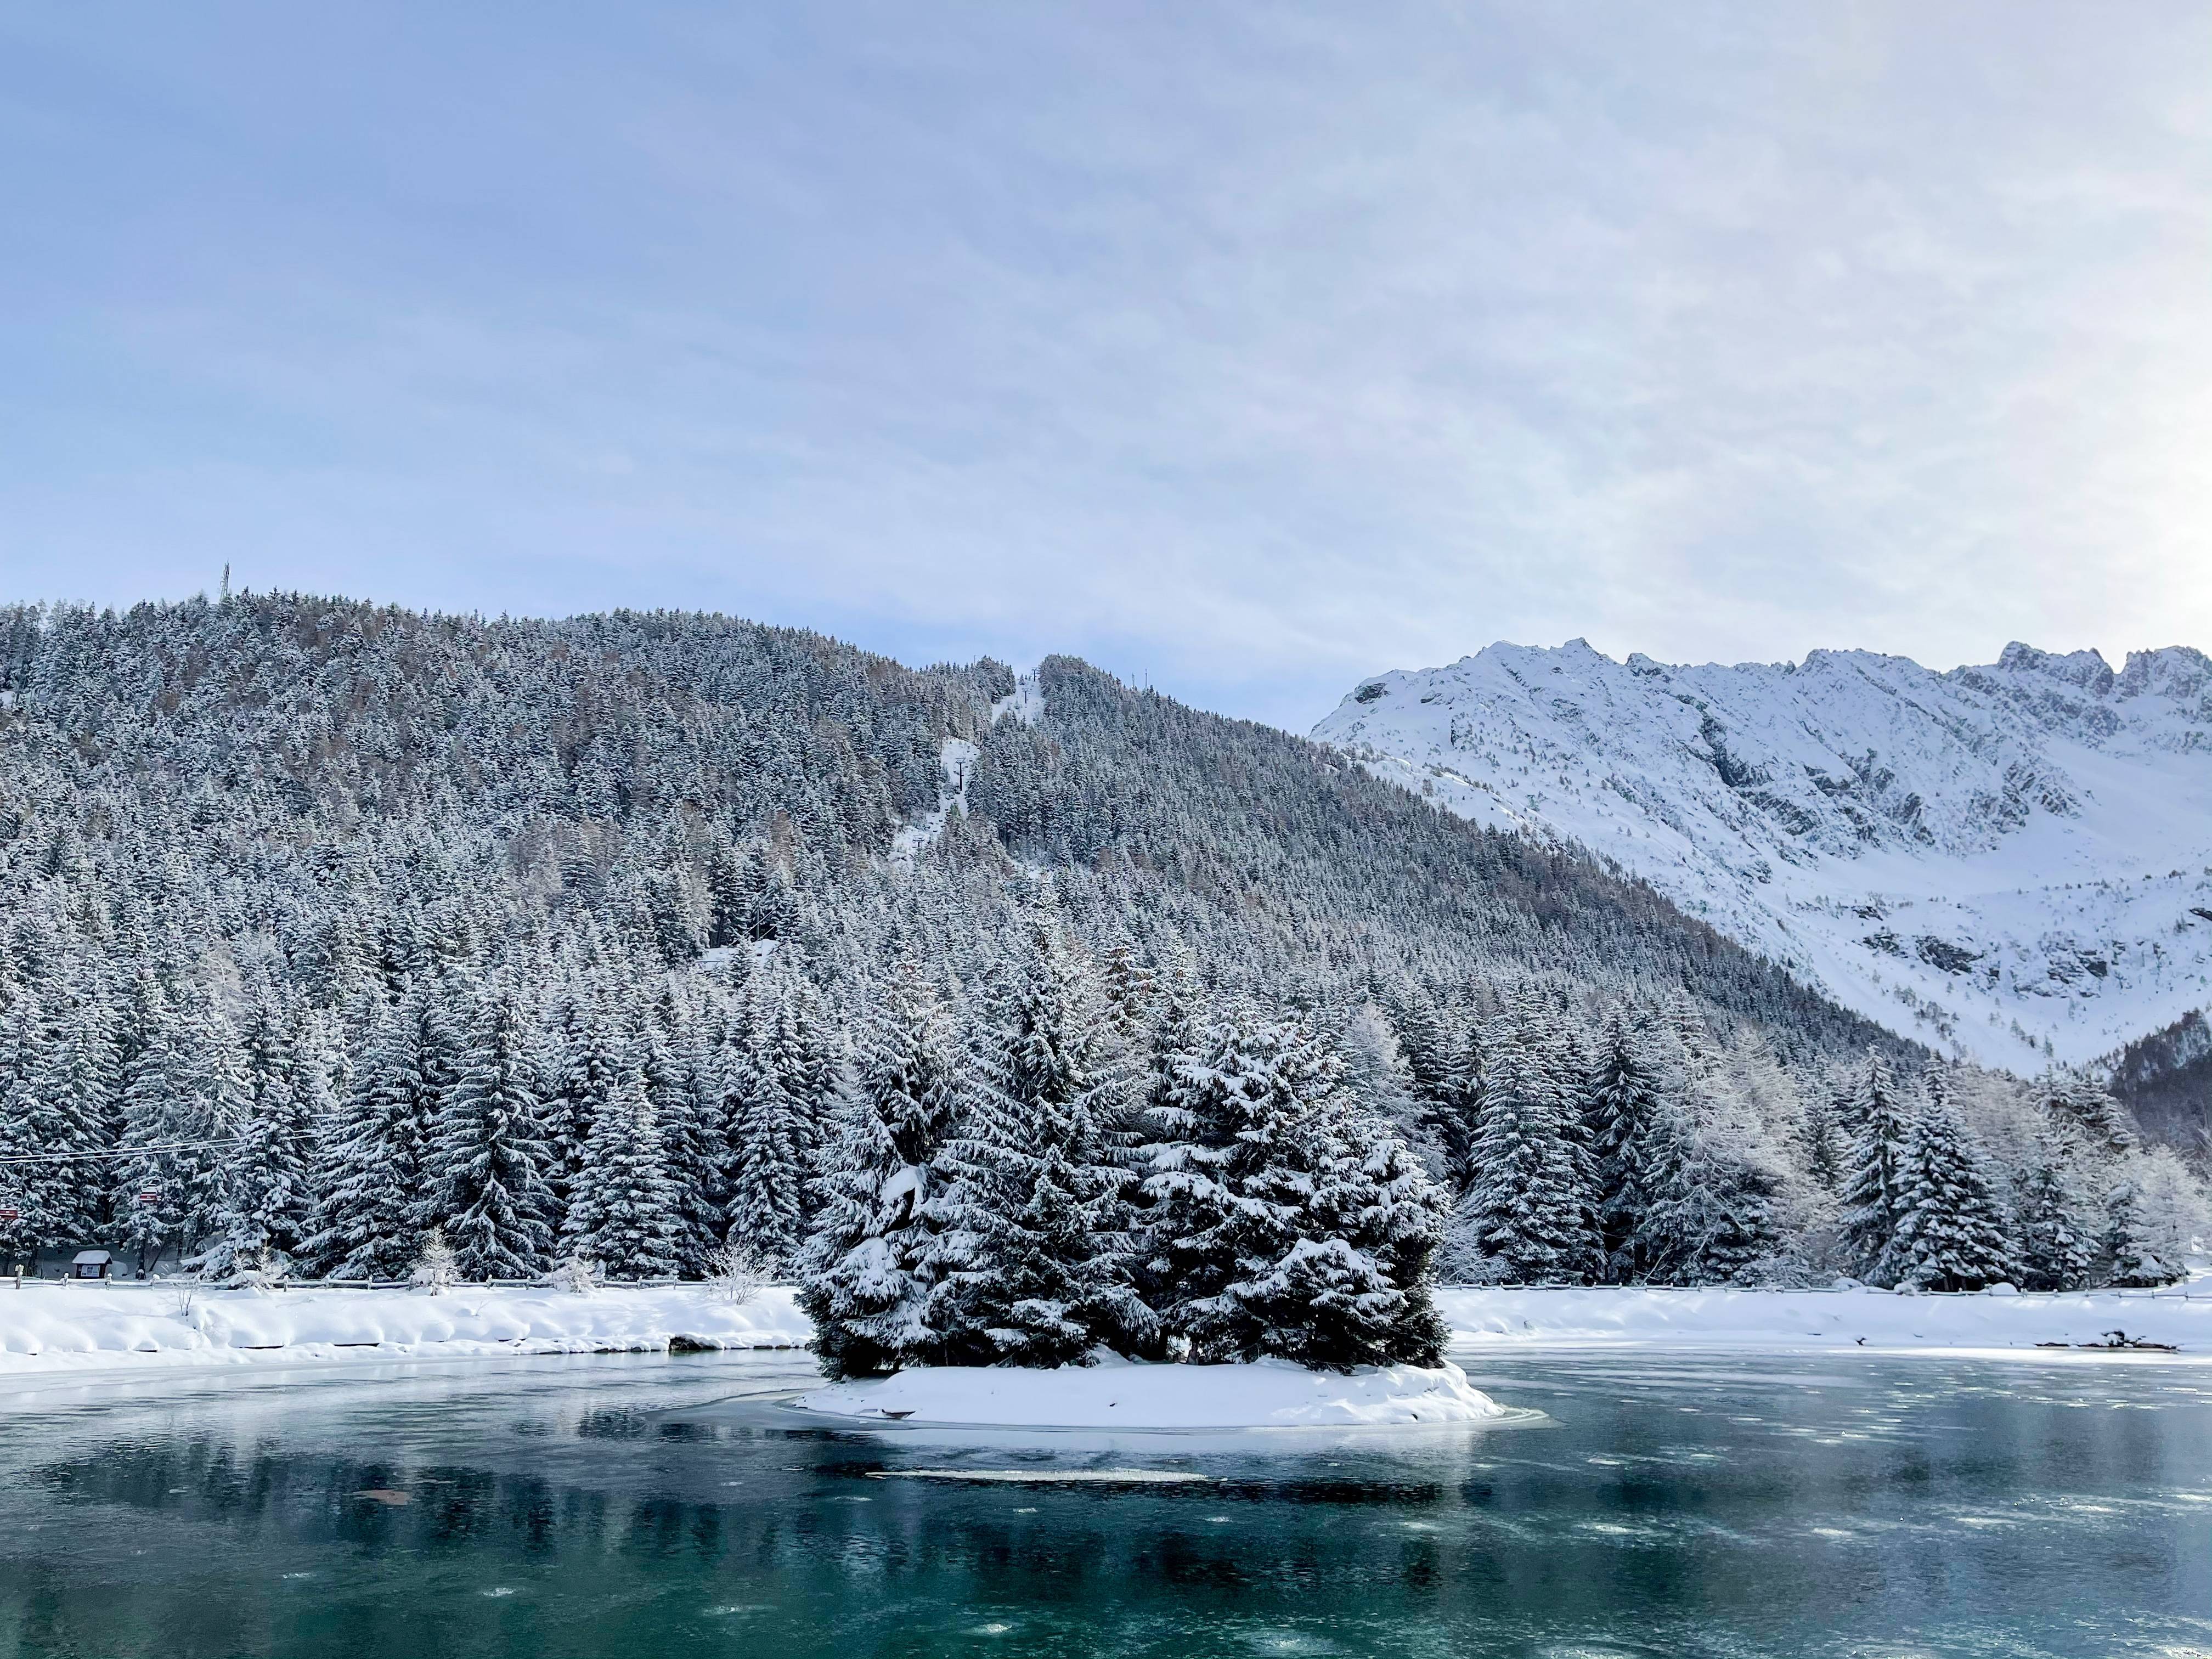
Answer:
1314 640 2212 1068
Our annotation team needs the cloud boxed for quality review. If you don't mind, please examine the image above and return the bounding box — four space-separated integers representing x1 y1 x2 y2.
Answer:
1 2 2208 727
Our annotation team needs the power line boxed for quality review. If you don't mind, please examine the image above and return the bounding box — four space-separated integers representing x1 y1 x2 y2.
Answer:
0 1138 249 1169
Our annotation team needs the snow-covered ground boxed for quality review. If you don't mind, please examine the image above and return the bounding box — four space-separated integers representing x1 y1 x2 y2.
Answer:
1314 640 2212 1066
0 1283 812 1378
794 1354 1505 1427
6 1283 2210 1387
1434 1284 2212 1355
885 735 980 874
884 669 1045 874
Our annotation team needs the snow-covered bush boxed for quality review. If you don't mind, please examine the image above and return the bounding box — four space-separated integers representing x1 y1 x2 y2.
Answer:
411 1226 458 1294
704 1241 766 1307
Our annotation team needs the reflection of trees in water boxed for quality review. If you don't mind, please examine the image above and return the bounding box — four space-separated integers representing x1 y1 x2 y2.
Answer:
15 1365 2212 1659
30 1427 1475 1601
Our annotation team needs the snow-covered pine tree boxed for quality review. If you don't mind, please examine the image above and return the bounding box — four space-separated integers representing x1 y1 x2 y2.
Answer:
546 992 618 1205
2039 1070 2136 1156
723 1019 812 1273
1445 991 1601 1284
116 983 247 1274
1143 1004 1446 1368
1888 1068 2015 1292
2013 1135 2094 1291
560 1052 685 1279
1583 1004 1673 1282
930 922 1146 1367
27 955 120 1251
1097 939 1156 1043
0 990 52 1267
301 981 458 1279
195 984 319 1279
2102 1177 2181 1288
1632 1103 1790 1285
1263 1055 1449 1368
797 961 963 1376
1835 1049 1915 1285
428 977 557 1279
644 983 723 1272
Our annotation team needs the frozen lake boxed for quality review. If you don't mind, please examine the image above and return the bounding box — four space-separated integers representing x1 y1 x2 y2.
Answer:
2 1349 2208 1656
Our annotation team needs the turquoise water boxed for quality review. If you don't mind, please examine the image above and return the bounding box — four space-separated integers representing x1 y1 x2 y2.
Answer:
2 1350 2208 1657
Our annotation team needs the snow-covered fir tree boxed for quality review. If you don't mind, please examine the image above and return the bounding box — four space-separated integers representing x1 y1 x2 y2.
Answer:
428 977 557 1279
1444 990 1601 1284
797 960 963 1378
302 981 458 1279
1142 1001 1446 1367
1836 1051 1915 1285
930 922 1147 1367
561 1053 686 1279
2013 1135 2095 1291
1583 1005 1675 1282
195 984 320 1279
1886 1068 2015 1292
1632 1109 1791 1286
2102 1177 2181 1288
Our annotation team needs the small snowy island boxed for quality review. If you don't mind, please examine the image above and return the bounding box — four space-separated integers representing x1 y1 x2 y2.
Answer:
794 1356 1506 1429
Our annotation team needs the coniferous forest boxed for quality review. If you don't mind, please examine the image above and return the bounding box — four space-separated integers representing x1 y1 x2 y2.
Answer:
0 594 2203 1372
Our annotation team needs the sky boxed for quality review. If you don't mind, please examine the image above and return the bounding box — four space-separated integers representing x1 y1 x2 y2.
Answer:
2 4 2209 731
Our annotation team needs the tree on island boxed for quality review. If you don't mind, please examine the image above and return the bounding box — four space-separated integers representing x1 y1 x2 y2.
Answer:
927 923 1148 1367
1143 1002 1447 1369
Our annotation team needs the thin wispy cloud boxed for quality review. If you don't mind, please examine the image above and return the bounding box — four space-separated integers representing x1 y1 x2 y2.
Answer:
2 3 2207 726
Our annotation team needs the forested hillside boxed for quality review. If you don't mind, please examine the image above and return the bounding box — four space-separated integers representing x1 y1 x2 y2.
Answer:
0 593 2197 1293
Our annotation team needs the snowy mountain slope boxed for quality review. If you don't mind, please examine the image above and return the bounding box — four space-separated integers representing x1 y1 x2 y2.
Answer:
1314 641 2212 1068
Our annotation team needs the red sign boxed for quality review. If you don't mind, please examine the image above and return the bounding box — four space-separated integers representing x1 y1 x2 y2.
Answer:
0 1208 19 1222
135 1191 160 1205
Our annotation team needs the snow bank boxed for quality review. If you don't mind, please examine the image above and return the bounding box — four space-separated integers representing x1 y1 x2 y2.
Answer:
793 1355 1506 1427
1437 1284 2212 1354
0 1283 812 1378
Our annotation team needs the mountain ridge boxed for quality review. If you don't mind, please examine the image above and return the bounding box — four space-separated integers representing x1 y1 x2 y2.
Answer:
1314 637 2212 1071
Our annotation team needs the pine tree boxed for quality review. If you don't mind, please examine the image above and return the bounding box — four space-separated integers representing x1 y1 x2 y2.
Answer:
429 978 557 1279
1835 1050 1914 1285
2013 1137 2094 1291
1583 1005 1673 1282
2102 1178 2181 1288
302 983 458 1279
27 957 120 1251
561 1054 685 1279
1888 1070 2015 1292
723 1023 812 1273
1447 995 1601 1284
1097 939 1156 1043
1143 1004 1446 1368
0 990 53 1267
930 924 1146 1366
1633 1108 1790 1285
116 983 247 1274
644 985 723 1272
797 961 962 1378
2039 1071 2136 1156
197 985 321 1279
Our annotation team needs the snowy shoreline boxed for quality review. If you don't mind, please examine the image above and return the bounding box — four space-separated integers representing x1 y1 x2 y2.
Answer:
4 1282 2211 1389
1435 1283 2212 1355
792 1355 1508 1428
0 1283 814 1383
